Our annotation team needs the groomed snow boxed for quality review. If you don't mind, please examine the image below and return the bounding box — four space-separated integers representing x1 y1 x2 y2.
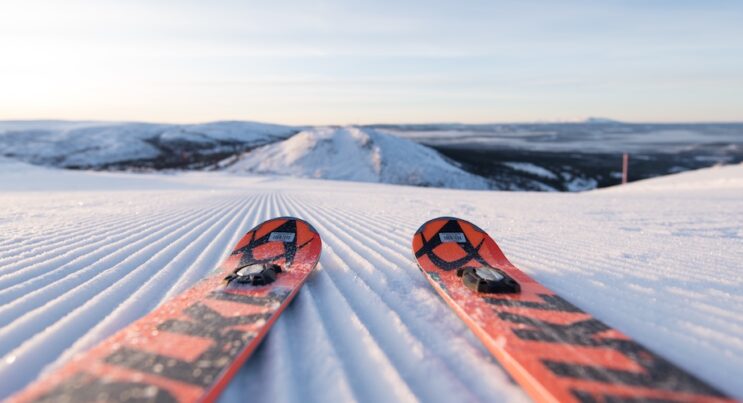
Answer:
0 161 742 401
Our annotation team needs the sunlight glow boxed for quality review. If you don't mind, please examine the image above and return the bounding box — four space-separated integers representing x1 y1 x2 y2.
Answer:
1 0 742 124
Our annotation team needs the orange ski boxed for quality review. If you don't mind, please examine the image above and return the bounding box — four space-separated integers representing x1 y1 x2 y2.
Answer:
413 217 731 403
11 217 322 403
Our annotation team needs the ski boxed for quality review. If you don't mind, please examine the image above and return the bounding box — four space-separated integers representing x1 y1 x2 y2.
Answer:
11 217 322 403
412 216 731 403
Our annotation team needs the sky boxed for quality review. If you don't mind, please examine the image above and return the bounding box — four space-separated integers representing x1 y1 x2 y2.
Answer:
0 0 742 125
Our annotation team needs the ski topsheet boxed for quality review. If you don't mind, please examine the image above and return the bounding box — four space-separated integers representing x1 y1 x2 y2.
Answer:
412 217 731 403
11 217 322 403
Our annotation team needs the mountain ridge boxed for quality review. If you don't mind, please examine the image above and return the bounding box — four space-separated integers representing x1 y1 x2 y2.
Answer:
227 126 491 189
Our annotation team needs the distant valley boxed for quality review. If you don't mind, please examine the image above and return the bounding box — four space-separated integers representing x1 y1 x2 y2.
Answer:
1 120 741 192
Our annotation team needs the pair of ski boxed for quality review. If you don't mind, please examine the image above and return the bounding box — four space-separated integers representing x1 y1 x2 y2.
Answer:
11 217 731 402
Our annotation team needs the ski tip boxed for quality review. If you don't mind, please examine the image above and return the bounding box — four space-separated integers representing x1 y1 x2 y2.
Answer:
414 216 486 235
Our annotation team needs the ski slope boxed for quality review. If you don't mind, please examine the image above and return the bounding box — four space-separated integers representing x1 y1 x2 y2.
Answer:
0 160 742 402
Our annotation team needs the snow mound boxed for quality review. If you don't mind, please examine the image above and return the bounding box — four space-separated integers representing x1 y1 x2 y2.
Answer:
605 163 743 192
228 126 491 189
0 120 296 168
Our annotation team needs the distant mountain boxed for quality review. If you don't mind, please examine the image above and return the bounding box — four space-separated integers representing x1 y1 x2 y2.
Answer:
2 120 741 192
227 127 491 189
0 121 297 169
583 117 622 124
375 122 743 191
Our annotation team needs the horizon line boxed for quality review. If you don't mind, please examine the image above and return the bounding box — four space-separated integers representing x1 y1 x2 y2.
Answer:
2 117 743 127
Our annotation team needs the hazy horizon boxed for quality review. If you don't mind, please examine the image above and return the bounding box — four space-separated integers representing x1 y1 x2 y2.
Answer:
2 0 742 124
3 117 743 127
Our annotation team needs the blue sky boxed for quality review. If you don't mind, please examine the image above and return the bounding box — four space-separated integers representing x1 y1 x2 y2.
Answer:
1 0 741 124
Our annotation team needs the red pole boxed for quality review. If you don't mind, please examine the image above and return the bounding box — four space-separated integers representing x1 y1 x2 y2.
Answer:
622 153 629 184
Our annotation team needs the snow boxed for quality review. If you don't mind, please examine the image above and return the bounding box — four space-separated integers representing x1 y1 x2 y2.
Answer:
4 121 740 193
607 163 743 192
565 176 599 192
502 162 558 180
228 126 490 189
160 121 296 144
0 121 296 167
379 122 743 153
0 160 742 401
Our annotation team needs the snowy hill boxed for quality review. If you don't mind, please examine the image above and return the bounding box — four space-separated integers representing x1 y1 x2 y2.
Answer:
608 162 743 192
0 120 297 169
227 126 490 189
3 120 741 192
0 160 741 401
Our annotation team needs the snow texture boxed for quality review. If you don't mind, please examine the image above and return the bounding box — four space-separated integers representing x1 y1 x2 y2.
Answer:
0 160 742 402
228 126 490 189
